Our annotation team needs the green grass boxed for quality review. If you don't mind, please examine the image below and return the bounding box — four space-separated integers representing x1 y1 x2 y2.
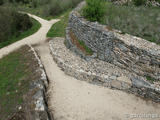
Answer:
47 10 71 37
78 40 93 55
0 17 41 49
146 76 156 83
0 47 34 119
95 2 160 44
69 30 93 55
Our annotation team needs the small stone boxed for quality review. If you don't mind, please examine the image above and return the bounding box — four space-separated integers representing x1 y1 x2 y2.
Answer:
88 71 92 75
110 76 117 80
118 44 128 52
18 106 22 110
111 80 122 89
117 76 132 86
131 77 151 88
18 82 21 86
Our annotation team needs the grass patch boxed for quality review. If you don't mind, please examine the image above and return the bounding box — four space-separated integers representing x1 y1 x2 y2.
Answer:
100 2 160 44
47 10 71 37
78 40 93 55
0 46 40 120
82 1 160 44
69 30 93 55
146 76 156 83
0 17 41 49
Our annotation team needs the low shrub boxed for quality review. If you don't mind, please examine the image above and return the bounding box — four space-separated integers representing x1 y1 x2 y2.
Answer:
0 7 32 43
82 0 106 22
47 0 63 16
101 2 160 44
13 13 32 31
43 0 82 16
155 0 160 4
0 0 3 5
1 0 83 19
8 0 30 4
133 0 147 6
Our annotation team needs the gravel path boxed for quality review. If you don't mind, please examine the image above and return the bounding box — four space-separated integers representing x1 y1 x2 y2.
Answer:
0 13 59 59
0 14 160 120
47 37 160 120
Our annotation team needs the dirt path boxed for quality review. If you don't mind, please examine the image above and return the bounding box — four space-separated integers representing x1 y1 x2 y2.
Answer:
35 37 160 120
0 14 160 120
0 13 59 59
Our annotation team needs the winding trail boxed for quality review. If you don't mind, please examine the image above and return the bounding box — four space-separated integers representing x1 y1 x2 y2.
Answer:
0 13 59 59
0 14 160 120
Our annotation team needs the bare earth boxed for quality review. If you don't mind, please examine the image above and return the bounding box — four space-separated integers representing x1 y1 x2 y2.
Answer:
0 14 160 120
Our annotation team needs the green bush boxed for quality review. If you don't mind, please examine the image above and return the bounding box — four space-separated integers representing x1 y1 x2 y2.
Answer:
155 0 160 4
133 0 147 6
0 7 32 43
82 0 106 22
0 0 4 5
43 0 82 16
9 0 30 4
101 2 160 44
2 0 82 19
13 12 32 31
0 8 13 42
48 0 63 16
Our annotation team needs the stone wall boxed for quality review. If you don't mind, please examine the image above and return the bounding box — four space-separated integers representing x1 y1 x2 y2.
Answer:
26 45 52 120
50 38 160 102
67 2 160 81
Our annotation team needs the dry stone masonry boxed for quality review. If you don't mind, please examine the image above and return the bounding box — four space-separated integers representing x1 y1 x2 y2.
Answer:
63 2 160 102
67 2 160 82
26 45 51 120
50 38 160 102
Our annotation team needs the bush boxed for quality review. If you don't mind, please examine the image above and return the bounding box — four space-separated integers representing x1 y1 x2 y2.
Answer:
31 0 50 8
0 0 4 5
133 0 147 6
42 0 82 17
48 0 63 16
0 7 32 43
8 0 31 4
13 13 32 31
82 0 106 22
2 0 82 18
0 8 13 42
155 0 160 4
101 2 160 44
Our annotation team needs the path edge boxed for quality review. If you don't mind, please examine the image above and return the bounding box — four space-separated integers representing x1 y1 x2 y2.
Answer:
29 45 53 120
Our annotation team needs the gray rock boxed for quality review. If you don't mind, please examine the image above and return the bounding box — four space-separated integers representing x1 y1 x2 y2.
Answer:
131 77 151 88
